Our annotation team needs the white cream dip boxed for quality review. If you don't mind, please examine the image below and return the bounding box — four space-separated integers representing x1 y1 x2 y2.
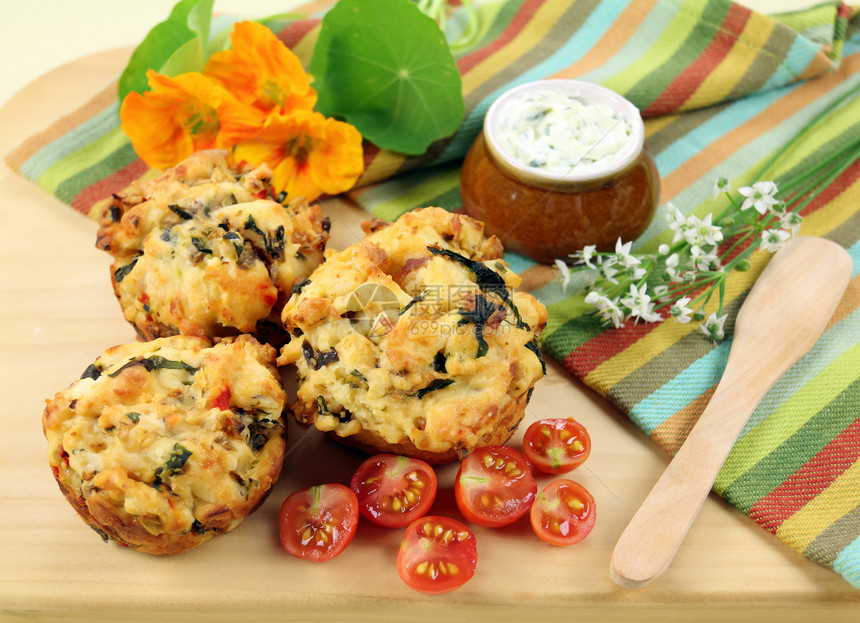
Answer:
494 89 633 175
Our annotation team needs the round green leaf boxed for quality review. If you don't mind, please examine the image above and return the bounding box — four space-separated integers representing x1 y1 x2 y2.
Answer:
309 0 465 156
118 0 213 102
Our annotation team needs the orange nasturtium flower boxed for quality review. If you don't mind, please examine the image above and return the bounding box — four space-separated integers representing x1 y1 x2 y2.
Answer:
204 20 317 116
120 70 259 170
230 110 364 202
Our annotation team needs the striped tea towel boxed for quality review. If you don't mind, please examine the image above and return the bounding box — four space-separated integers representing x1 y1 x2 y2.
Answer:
5 0 860 587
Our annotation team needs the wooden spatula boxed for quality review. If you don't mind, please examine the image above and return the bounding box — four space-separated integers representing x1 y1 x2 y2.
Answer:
610 236 853 589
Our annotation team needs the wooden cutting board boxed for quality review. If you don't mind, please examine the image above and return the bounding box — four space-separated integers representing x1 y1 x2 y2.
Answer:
0 49 857 622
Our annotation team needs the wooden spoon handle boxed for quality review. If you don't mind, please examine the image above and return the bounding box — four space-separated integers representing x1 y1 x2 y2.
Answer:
609 386 759 589
610 237 853 589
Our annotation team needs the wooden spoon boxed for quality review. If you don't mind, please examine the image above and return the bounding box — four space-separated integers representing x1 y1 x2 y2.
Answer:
610 236 853 589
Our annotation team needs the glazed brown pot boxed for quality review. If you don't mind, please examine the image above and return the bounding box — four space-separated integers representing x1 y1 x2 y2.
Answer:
460 79 660 264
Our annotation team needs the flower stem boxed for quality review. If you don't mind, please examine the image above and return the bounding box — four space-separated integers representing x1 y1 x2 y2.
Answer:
754 81 860 183
719 229 754 268
559 82 860 339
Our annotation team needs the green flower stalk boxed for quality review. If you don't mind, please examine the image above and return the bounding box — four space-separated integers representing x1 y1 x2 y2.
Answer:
556 82 860 341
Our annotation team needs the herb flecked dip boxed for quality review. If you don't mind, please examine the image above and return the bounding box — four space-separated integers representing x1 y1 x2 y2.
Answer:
495 89 632 175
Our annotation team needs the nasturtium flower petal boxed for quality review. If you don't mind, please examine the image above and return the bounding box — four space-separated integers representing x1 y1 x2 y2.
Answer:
120 70 259 169
232 110 364 202
204 20 317 116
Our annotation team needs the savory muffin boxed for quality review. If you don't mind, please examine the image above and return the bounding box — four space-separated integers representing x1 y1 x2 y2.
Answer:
278 207 548 463
95 150 330 345
42 335 286 555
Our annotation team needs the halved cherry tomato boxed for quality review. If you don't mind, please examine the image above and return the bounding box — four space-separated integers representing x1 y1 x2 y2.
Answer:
530 479 596 546
279 483 359 562
523 417 591 474
454 445 536 527
350 454 437 528
396 516 478 594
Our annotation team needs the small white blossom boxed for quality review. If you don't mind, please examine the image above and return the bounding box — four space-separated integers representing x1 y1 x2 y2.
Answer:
658 244 670 255
619 283 644 308
760 228 791 252
671 297 694 323
769 201 787 216
688 213 723 247
713 177 731 199
585 291 625 328
682 215 702 246
573 244 598 268
640 305 662 324
689 245 718 271
614 239 635 263
600 259 620 284
620 284 662 323
641 306 662 323
666 203 688 243
653 284 670 300
739 181 779 215
781 211 803 237
664 253 681 281
759 180 778 194
598 303 625 329
612 239 645 280
619 251 640 269
555 259 571 292
699 312 727 341
627 264 648 280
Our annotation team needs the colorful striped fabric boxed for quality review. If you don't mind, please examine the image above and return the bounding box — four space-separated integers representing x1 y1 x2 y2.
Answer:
5 0 860 587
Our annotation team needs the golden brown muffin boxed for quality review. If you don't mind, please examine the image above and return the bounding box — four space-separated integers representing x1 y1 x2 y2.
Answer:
278 207 548 464
96 150 330 345
42 335 286 555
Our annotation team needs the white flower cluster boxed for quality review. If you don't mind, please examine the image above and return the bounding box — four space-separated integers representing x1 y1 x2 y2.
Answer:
663 206 724 273
555 178 803 341
560 239 661 328
736 180 802 252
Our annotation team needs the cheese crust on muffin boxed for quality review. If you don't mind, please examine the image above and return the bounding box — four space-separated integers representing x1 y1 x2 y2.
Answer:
278 207 548 463
42 335 286 555
96 150 329 345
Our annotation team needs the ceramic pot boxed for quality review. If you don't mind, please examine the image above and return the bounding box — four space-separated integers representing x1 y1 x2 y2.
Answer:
460 79 660 264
